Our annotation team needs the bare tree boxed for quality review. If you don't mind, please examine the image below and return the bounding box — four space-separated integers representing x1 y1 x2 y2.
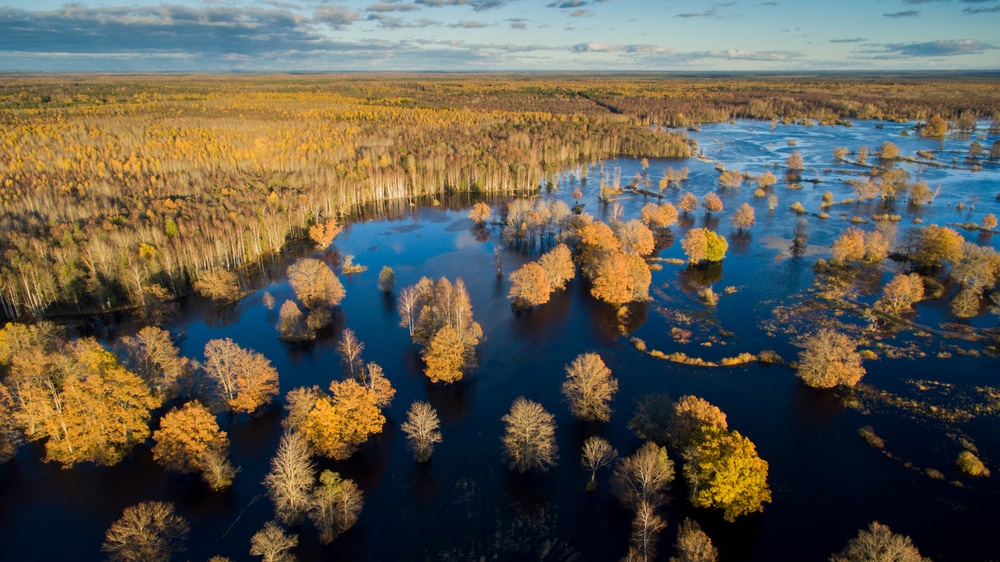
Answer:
250 521 298 562
613 441 675 509
562 353 619 422
625 501 667 562
264 431 316 526
670 518 718 562
308 470 363 544
400 401 442 462
336 328 365 378
830 521 929 562
501 397 558 473
581 436 618 491
119 326 190 403
102 501 189 562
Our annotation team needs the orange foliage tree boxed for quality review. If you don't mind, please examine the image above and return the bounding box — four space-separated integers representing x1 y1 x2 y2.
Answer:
508 262 552 310
152 401 235 490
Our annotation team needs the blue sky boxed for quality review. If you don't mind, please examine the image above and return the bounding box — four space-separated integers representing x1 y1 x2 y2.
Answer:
0 0 997 71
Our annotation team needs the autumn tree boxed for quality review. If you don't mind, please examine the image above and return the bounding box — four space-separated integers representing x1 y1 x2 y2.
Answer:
264 430 316 526
875 273 925 314
336 328 365 378
538 243 575 291
468 202 492 225
250 522 298 562
309 470 363 544
508 262 552 310
378 266 395 293
880 141 899 160
195 269 240 305
287 258 345 310
589 251 634 306
277 300 312 342
670 518 718 562
309 219 342 249
682 426 771 522
401 400 442 462
561 353 619 422
832 227 866 265
422 325 467 383
501 397 558 473
402 277 482 360
641 202 679 230
786 150 804 170
718 170 744 190
921 115 948 137
203 338 279 414
757 170 777 190
678 193 698 215
581 436 618 491
830 521 929 562
912 225 964 270
701 193 723 216
299 378 385 460
119 326 191 403
0 383 21 462
797 329 866 389
102 501 189 562
152 401 235 490
982 213 998 231
864 230 891 264
681 229 728 265
731 202 756 232
665 395 728 449
10 338 159 467
617 220 656 256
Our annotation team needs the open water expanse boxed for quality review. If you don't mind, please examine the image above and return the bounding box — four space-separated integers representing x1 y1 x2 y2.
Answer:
1 119 998 561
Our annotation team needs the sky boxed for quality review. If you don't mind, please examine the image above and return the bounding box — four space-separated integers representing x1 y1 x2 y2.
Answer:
0 0 997 72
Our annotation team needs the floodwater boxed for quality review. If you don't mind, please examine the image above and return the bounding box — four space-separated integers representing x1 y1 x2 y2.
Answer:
1 120 998 561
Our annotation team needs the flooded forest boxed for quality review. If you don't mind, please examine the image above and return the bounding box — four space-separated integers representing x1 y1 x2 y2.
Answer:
0 73 999 561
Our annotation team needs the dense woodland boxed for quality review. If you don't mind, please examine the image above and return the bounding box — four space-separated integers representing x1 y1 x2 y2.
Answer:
1 73 998 321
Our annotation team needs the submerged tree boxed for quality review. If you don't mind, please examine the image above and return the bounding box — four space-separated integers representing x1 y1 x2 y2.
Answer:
875 273 925 314
203 338 279 414
336 328 365 379
309 470 364 544
422 325 467 384
581 436 618 491
797 329 866 389
378 266 395 293
401 400 442 462
830 521 929 562
277 300 312 342
502 397 558 473
561 353 619 422
152 401 235 490
250 522 298 562
508 262 552 310
731 202 756 232
119 326 191 403
701 193 723 216
288 258 345 310
264 430 316 526
613 441 675 509
669 518 718 562
102 501 189 562
538 243 576 291
665 395 728 449
681 229 728 265
195 269 240 306
299 379 385 460
682 427 771 522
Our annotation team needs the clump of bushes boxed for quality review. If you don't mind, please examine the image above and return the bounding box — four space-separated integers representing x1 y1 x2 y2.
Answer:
956 450 990 478
858 426 885 449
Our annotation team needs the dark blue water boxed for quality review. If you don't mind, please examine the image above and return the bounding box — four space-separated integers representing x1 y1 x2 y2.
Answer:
1 120 998 561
